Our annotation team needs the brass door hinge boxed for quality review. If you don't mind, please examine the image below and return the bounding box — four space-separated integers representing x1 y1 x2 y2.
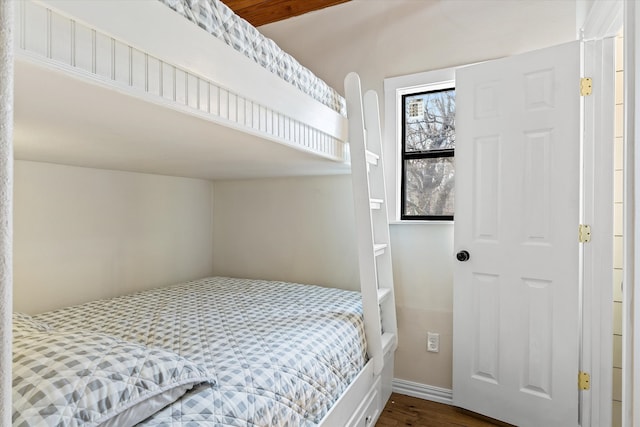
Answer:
580 77 593 96
578 371 591 390
579 224 592 243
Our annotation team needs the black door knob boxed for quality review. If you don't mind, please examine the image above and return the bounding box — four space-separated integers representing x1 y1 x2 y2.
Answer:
456 250 470 262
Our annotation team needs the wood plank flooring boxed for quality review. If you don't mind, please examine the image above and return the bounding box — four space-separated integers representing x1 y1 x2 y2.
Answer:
376 393 506 427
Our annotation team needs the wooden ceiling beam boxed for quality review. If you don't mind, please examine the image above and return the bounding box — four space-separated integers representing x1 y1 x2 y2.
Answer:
221 0 350 27
222 0 270 11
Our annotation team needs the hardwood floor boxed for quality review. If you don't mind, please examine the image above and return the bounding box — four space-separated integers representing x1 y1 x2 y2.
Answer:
376 393 507 427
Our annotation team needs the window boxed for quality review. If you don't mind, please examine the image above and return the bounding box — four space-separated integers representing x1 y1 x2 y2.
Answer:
383 66 457 223
401 87 455 220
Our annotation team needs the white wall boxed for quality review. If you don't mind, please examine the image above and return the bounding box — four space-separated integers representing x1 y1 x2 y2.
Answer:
212 175 359 290
260 0 578 105
14 161 215 314
230 0 577 390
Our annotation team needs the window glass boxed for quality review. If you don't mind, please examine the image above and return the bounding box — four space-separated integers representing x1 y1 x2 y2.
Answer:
404 157 455 217
401 87 455 220
404 89 456 152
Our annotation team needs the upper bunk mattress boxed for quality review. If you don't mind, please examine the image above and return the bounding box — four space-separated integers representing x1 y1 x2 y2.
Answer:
33 277 367 426
161 0 347 116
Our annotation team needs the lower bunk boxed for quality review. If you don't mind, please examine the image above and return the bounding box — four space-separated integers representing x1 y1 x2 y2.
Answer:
13 276 391 426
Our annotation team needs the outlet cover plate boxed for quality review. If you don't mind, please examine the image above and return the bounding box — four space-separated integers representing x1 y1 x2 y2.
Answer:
427 332 439 353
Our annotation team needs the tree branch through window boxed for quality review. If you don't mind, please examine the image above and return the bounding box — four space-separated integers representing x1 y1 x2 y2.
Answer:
401 88 455 220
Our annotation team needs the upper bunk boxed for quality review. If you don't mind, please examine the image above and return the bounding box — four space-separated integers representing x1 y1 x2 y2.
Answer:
13 0 350 179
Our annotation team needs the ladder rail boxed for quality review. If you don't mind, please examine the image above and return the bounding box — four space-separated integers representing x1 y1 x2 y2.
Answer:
344 72 385 375
344 72 398 376
363 89 398 344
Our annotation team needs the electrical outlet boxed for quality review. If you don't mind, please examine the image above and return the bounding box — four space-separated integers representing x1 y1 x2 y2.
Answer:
427 332 439 353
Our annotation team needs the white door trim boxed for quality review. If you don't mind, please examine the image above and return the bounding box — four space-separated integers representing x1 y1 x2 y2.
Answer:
581 37 615 427
624 1 640 425
579 1 621 425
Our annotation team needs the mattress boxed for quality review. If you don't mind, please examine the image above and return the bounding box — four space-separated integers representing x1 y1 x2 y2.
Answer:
32 277 367 426
160 0 347 116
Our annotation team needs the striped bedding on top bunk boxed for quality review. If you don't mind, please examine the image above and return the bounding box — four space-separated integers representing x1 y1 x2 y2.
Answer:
25 277 367 426
160 0 347 116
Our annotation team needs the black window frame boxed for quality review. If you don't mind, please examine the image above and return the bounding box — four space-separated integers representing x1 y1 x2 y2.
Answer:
400 87 455 221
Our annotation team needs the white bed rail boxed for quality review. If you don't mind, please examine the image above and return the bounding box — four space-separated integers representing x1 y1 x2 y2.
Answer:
0 1 13 425
14 0 349 163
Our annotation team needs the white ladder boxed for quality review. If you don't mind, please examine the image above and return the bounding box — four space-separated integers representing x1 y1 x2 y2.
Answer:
344 72 398 376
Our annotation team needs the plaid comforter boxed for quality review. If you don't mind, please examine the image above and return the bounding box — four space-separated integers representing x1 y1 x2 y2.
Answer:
35 277 367 426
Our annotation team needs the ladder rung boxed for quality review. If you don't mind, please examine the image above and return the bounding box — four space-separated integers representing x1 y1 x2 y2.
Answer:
377 288 392 304
370 198 383 210
366 150 379 165
382 332 396 354
373 243 387 256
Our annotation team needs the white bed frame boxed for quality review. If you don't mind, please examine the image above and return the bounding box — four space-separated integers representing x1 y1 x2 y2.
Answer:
14 0 350 179
11 2 398 425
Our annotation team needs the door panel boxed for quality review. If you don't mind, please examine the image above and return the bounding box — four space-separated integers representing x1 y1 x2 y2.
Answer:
453 41 581 427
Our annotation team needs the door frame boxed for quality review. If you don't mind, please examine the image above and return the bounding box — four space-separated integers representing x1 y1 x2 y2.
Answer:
623 1 640 426
580 0 620 425
581 37 615 427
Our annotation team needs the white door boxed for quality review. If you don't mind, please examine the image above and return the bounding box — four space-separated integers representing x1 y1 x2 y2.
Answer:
453 41 581 427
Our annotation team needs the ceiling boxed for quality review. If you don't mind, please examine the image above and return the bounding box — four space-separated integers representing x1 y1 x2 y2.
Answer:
220 0 350 27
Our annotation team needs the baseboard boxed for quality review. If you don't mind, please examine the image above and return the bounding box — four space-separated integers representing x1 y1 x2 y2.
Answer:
391 378 453 405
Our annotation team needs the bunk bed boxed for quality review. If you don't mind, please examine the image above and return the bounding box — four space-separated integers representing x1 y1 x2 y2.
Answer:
10 1 397 425
13 0 350 179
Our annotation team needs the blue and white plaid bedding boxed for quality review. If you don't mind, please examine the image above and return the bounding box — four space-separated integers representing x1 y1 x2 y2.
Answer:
159 0 347 116
12 313 212 427
34 277 367 426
